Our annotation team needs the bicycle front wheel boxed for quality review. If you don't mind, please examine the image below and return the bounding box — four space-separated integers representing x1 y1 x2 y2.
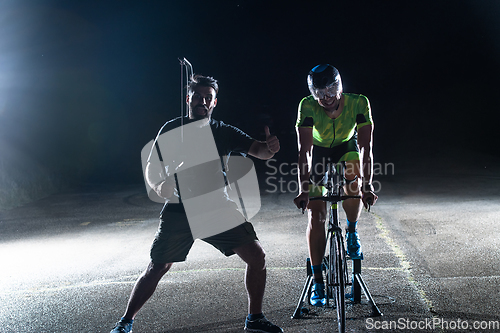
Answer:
332 231 346 333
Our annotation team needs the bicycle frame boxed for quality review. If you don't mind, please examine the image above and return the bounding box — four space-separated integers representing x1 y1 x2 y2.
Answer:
311 162 359 333
292 162 382 331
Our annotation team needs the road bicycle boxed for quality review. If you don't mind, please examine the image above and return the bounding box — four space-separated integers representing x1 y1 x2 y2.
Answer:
292 162 382 332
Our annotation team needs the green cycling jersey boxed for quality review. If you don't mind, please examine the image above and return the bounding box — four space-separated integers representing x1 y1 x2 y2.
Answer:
296 93 373 148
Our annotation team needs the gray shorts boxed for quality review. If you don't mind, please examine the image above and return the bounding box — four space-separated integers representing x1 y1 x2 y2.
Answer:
150 210 258 264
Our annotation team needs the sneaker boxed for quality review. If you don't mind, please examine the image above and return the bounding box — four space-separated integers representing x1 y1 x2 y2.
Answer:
346 230 363 259
310 282 326 307
110 320 133 333
244 316 283 333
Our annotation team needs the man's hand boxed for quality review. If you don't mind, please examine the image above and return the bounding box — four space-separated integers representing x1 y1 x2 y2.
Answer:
265 126 280 154
155 176 176 199
362 190 378 210
293 192 309 214
247 126 280 160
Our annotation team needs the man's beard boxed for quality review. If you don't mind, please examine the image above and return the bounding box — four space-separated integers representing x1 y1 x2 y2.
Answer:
190 105 210 120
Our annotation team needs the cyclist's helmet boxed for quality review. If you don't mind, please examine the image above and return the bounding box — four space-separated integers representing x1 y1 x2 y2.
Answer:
307 64 343 100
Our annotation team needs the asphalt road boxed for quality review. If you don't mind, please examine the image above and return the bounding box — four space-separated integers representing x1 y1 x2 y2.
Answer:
1 152 500 332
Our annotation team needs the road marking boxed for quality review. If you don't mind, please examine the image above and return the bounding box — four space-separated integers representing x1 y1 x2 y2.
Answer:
372 211 437 314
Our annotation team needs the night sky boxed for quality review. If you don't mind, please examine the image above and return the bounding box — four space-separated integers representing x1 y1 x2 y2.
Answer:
1 0 499 185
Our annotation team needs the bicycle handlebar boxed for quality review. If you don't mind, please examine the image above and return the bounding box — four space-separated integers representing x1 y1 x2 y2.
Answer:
298 195 363 214
309 195 373 212
309 195 361 202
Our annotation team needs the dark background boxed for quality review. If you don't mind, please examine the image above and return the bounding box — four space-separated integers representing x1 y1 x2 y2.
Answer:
1 0 499 186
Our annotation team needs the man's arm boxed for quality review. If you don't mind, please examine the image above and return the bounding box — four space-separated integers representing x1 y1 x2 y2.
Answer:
247 126 280 160
357 124 378 207
293 126 313 210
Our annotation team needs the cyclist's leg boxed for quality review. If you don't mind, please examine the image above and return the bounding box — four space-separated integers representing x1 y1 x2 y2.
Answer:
334 136 362 224
343 159 363 259
307 198 328 306
306 199 327 272
308 146 329 283
342 159 362 223
308 145 332 306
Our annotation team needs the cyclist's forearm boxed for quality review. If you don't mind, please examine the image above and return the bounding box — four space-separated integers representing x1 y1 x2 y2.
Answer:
297 153 310 193
295 127 314 194
362 151 374 192
299 173 310 194
357 124 374 191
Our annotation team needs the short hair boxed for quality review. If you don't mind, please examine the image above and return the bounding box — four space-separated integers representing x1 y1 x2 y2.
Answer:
187 74 219 95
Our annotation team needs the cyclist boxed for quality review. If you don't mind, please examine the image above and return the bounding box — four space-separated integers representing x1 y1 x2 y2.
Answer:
293 64 378 307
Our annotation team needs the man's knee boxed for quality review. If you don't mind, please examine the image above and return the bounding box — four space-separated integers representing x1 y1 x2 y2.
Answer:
343 160 361 196
246 250 266 272
146 261 172 277
235 241 266 270
344 177 361 195
252 248 266 270
308 201 327 224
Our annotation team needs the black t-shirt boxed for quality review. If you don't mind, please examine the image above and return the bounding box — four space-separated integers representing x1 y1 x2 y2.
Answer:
154 117 254 158
150 117 255 216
